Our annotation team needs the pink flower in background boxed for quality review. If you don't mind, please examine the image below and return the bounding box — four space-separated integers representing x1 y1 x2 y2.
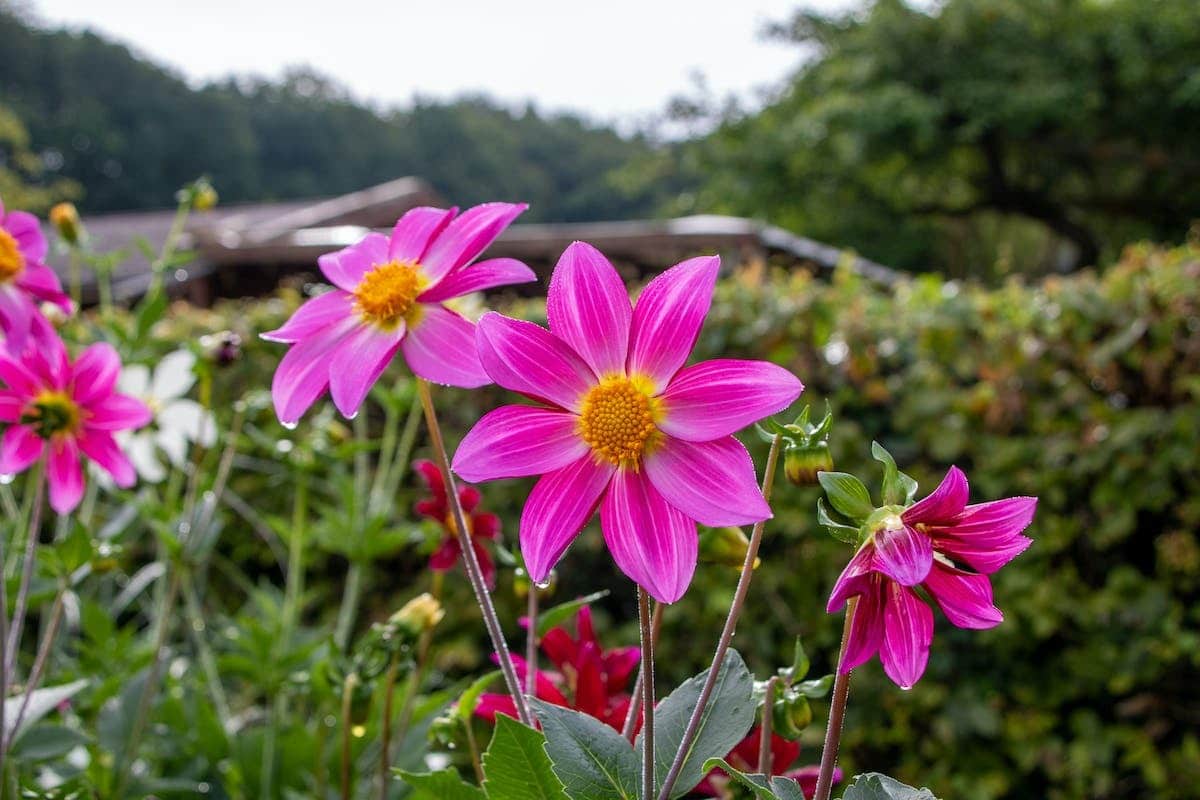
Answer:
0 334 151 513
0 197 72 352
262 203 535 425
698 727 838 798
827 467 1037 688
413 458 501 588
453 242 802 603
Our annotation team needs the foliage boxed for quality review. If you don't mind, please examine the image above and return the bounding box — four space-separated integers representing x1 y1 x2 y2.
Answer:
0 99 79 212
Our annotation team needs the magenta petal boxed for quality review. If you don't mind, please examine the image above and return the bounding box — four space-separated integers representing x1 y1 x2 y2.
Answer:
318 233 389 292
626 255 720 391
453 405 588 482
85 393 152 430
923 560 1003 629
5 211 48 261
17 264 70 309
271 321 355 424
47 437 84 514
642 435 770 526
659 359 803 441
841 578 885 673
71 343 121 405
0 425 43 475
388 206 456 262
328 323 404 418
421 202 527 283
77 429 136 487
827 544 876 612
546 242 632 377
880 583 933 689
0 391 22 422
902 466 969 524
519 455 614 583
0 353 41 396
600 468 698 604
401 304 490 388
419 257 536 303
261 291 354 343
476 312 596 411
0 286 33 349
872 524 933 586
934 496 1036 573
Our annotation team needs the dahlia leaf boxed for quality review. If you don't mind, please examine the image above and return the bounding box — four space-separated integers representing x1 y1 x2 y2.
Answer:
532 699 639 800
482 714 569 800
817 498 861 544
395 767 486 800
841 772 940 800
537 590 610 637
701 758 806 799
871 442 918 506
817 472 874 522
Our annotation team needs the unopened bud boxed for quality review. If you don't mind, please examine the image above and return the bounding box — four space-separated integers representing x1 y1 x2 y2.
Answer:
785 443 834 487
199 330 242 366
391 592 444 637
49 203 83 245
699 527 760 569
772 691 813 740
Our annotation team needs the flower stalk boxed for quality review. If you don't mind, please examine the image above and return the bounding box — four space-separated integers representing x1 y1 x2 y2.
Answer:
813 597 858 800
622 601 663 741
525 588 539 701
638 587 656 800
758 676 778 775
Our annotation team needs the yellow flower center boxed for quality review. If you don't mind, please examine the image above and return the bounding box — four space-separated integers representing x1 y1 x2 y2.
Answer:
579 376 660 467
354 260 426 326
21 391 82 439
0 229 25 281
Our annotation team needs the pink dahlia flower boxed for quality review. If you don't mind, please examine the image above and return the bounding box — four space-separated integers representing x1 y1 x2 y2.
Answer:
827 466 1037 688
452 242 803 603
262 203 535 424
413 458 501 588
0 334 151 513
0 197 72 352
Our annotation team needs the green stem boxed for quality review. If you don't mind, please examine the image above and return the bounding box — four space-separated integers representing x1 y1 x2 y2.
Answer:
181 572 231 726
8 590 66 743
377 655 400 800
525 589 538 701
340 673 358 800
4 462 45 680
334 563 364 653
758 676 778 775
622 602 663 741
638 588 655 800
813 597 858 800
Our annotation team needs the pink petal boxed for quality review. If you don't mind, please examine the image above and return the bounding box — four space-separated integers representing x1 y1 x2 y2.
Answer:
317 233 389 292
626 255 720 391
826 543 876 612
260 291 354 343
546 242 632 377
872 524 933 586
473 540 497 589
474 693 520 723
658 359 803 441
271 320 356 425
506 654 570 705
47 437 85 514
642 435 770 526
0 352 41 396
0 425 43 475
902 466 969 525
328 322 404 418
71 343 121 405
421 202 527 283
400 304 490 388
16 264 70 310
0 286 33 350
519 454 614 583
0 391 22 422
475 312 596 411
880 583 933 689
388 206 457 262
600 467 698 604
429 537 461 570
933 497 1036 574
923 561 1003 629
4 211 48 261
419 257 536 303
27 332 68 389
76 429 136 487
840 578 886 673
82 393 152 431
452 405 588 482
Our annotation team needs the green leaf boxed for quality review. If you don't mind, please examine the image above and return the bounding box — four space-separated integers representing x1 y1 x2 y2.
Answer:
134 285 168 340
537 591 609 637
841 773 940 800
482 714 569 800
817 472 874 522
455 670 502 723
3 679 88 743
640 648 756 798
531 699 639 800
796 674 835 699
871 443 918 506
788 636 810 682
701 758 806 799
817 499 861 545
395 768 486 800
8 724 88 761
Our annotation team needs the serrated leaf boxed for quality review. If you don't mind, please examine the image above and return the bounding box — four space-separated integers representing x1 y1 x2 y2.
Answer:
817 472 874 521
537 591 609 636
482 714 569 800
639 649 756 798
701 758 807 799
841 773 940 800
531 699 639 800
395 768 486 800
817 499 861 545
455 670 502 723
871 443 918 506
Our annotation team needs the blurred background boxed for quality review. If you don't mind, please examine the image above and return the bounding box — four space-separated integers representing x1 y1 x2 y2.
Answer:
1 1 1197 798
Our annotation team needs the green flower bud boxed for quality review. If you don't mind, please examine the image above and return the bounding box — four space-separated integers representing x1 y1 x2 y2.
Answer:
772 690 813 740
785 442 835 487
391 593 444 638
699 526 760 569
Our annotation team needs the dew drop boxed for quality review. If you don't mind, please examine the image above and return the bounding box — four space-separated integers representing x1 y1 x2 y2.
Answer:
344 410 359 421
533 579 552 590
281 420 298 431
0 473 13 485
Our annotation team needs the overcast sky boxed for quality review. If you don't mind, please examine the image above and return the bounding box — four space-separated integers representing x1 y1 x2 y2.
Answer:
27 0 857 126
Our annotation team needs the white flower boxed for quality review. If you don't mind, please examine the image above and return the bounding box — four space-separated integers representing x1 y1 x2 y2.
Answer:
117 350 216 482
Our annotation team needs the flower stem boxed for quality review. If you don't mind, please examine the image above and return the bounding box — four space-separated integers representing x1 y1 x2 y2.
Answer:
622 601 663 742
384 571 441 799
334 562 364 652
6 587 64 754
340 672 358 800
758 676 778 775
415 379 531 727
813 596 858 800
4 462 45 680
335 414 371 651
657 433 783 800
378 654 400 800
638 587 656 800
525 589 538 701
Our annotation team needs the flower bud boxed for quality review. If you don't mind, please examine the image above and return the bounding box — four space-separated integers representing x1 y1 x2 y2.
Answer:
785 442 834 487
771 691 813 740
391 592 444 637
49 202 83 245
199 331 242 366
699 526 760 569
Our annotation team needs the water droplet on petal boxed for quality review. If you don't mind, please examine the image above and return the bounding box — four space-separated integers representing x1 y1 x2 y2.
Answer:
533 579 552 590
0 473 13 485
344 410 359 421
280 420 298 431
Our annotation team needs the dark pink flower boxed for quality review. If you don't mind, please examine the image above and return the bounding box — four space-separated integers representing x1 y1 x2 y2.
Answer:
0 334 151 513
413 458 500 588
698 727 838 798
0 197 71 352
453 243 803 603
263 204 535 424
827 467 1037 688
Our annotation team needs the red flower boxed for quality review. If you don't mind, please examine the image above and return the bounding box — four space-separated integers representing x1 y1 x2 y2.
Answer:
698 726 839 799
475 606 640 732
414 459 500 588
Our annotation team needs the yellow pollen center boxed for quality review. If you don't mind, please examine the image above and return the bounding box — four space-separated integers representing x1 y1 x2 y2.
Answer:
354 260 425 325
579 377 659 467
21 391 81 439
0 229 24 281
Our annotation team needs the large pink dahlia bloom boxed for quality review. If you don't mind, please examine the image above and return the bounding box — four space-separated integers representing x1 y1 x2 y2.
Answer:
0 334 151 513
452 242 803 603
0 196 72 352
827 466 1036 688
263 203 535 424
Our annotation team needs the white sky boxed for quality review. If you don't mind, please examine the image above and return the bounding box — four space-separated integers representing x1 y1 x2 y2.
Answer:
26 0 857 127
